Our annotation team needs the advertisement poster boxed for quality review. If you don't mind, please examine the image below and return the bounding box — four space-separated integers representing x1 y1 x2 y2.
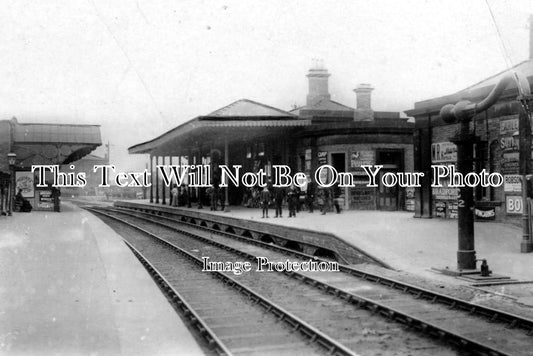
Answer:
431 142 457 163
16 171 35 198
350 150 375 176
504 175 522 193
1 2 531 355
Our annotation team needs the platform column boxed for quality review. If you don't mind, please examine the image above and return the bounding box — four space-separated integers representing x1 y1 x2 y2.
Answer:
223 138 230 211
187 151 192 208
169 156 173 205
149 154 153 203
196 148 203 209
161 156 166 205
189 148 194 208
155 155 160 204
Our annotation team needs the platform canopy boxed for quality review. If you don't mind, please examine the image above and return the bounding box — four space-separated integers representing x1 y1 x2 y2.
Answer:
129 99 310 156
1 118 102 171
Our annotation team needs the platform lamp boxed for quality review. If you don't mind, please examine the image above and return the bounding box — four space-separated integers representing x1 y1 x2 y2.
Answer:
7 152 16 216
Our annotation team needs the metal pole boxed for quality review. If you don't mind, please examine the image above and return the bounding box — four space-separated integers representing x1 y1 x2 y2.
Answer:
155 155 160 204
149 154 153 203
7 168 14 216
224 138 230 212
161 156 166 205
452 122 476 269
518 97 533 252
440 72 525 269
197 149 203 209
169 156 173 204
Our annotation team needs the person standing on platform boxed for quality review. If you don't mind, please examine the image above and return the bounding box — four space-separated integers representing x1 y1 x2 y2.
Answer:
260 185 271 218
182 185 191 208
333 185 342 214
273 186 285 218
317 188 327 215
218 187 225 211
294 186 302 213
207 186 217 211
287 185 298 218
306 180 315 213
171 184 178 207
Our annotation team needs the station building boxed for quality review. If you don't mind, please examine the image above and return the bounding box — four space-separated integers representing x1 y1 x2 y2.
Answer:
129 64 414 211
0 117 102 212
405 59 533 222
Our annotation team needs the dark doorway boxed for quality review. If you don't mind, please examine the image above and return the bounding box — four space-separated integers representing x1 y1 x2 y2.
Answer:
376 150 403 211
331 153 346 172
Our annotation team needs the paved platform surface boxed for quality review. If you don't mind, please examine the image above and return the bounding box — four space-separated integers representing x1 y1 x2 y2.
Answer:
134 200 533 283
0 201 203 356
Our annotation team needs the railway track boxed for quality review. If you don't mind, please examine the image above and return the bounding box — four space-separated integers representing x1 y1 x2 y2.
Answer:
88 206 533 355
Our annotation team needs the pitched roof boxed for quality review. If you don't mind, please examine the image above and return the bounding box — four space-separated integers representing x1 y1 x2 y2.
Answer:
462 60 533 94
205 99 296 118
290 98 354 115
76 153 106 161
407 59 533 115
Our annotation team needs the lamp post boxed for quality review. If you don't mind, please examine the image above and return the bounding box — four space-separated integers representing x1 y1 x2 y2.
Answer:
7 152 16 216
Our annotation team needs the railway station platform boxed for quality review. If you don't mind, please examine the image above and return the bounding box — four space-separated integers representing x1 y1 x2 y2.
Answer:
212 207 533 282
0 201 203 355
116 200 533 283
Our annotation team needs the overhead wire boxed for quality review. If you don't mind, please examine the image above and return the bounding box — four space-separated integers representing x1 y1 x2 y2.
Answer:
87 0 165 121
484 0 531 112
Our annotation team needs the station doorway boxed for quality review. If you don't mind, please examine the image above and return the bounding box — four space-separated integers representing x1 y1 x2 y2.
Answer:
376 150 403 211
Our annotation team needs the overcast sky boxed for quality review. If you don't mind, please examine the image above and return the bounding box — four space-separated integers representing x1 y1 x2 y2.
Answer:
1 0 532 171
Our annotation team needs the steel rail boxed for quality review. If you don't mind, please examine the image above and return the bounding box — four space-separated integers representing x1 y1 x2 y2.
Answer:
94 206 515 355
121 239 233 356
88 207 359 356
112 205 533 335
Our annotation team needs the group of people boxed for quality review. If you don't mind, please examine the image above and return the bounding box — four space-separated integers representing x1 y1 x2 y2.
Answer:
168 182 344 218
259 185 300 218
258 183 343 218
206 185 225 211
170 184 191 208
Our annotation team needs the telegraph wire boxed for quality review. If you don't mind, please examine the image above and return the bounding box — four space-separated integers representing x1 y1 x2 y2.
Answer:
87 0 165 121
484 0 514 70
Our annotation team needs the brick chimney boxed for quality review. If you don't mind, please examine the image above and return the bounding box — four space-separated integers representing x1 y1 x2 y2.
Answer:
354 83 374 121
306 59 331 106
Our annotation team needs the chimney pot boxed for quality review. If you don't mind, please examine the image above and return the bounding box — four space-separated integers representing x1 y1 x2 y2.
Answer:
354 84 374 121
306 60 331 106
